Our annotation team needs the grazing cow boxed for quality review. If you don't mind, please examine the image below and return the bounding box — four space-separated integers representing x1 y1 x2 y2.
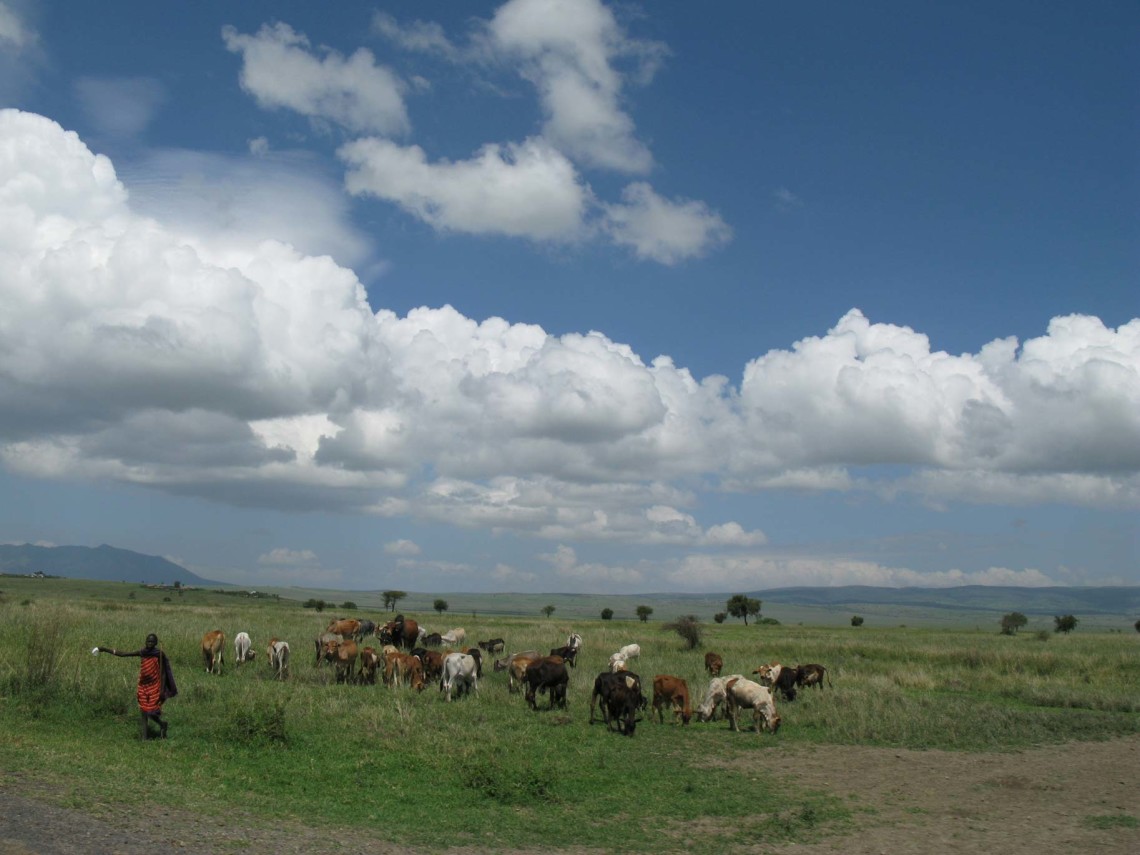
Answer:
754 663 798 702
494 651 542 693
440 652 479 701
589 671 646 736
234 632 255 665
796 663 831 691
566 632 583 653
652 675 693 725
416 649 445 683
695 674 744 722
326 618 361 641
462 647 484 678
610 656 629 673
201 630 224 675
422 632 444 647
359 646 381 684
440 628 466 647
609 644 640 668
322 638 359 684
522 657 569 711
704 651 723 677
395 653 426 691
378 615 420 651
478 638 505 654
353 619 377 643
313 632 339 667
725 677 781 734
549 644 579 667
268 639 290 680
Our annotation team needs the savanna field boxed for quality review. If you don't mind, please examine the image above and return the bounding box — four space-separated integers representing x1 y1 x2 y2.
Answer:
1 578 1137 852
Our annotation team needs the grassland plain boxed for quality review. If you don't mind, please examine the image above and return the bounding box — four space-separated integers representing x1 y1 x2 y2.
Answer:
0 578 1137 853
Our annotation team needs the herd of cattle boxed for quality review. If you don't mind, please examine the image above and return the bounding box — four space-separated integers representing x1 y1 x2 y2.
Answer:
197 615 831 737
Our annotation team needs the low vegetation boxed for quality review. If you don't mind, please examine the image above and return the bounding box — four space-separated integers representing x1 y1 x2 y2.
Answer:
0 577 1136 851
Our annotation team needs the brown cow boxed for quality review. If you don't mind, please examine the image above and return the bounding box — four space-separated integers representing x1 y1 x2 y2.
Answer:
704 651 723 677
505 652 546 694
326 618 361 641
395 653 426 690
417 649 444 683
796 663 831 691
322 638 359 684
313 632 338 667
201 630 224 674
378 615 420 651
359 646 381 684
652 674 693 725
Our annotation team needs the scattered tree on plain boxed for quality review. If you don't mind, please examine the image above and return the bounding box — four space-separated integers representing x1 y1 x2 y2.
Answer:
635 605 654 622
541 604 556 618
600 608 614 620
664 614 703 650
433 598 449 616
341 601 356 610
1054 614 1078 634
1000 612 1028 635
713 612 727 624
851 615 864 627
726 594 762 626
382 590 407 611
303 598 326 612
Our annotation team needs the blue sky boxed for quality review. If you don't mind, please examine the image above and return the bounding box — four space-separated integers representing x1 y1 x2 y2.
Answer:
0 0 1136 592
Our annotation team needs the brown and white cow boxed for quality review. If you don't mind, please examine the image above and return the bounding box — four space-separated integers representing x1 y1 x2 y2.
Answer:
796 663 831 691
359 646 381 684
754 663 798 702
695 674 744 722
201 630 224 674
268 639 290 680
652 674 693 725
496 651 543 693
724 677 781 734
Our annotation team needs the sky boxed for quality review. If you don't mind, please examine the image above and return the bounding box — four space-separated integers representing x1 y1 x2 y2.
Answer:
0 0 1136 593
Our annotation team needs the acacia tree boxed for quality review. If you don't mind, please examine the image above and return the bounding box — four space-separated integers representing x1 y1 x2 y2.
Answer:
433 598 449 616
542 604 556 618
1000 612 1028 635
382 590 407 612
635 605 654 623
601 608 614 621
1054 614 1079 634
851 615 865 627
726 594 762 626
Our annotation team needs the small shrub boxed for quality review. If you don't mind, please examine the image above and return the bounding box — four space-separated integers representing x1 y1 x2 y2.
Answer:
713 612 726 624
600 608 613 620
664 615 703 649
229 702 289 745
1035 630 1051 642
851 615 864 627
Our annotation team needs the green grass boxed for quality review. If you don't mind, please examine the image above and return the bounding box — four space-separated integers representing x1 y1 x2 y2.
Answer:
0 581 1137 850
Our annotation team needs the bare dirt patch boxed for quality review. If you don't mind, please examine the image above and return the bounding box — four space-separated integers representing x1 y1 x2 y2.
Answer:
2 737 1138 854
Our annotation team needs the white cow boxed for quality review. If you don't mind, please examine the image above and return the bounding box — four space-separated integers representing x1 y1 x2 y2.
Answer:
724 677 780 734
609 644 640 668
566 632 583 653
234 631 255 665
440 628 467 646
696 674 744 722
268 639 290 680
440 652 479 702
610 657 628 673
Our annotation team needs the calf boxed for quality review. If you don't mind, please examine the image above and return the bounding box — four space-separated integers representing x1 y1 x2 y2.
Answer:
201 630 224 675
725 677 781 734
234 631 255 665
652 674 693 725
609 643 640 665
359 646 381 684
704 651 723 677
589 671 646 735
754 663 798 702
395 653 426 691
796 663 831 691
523 657 569 711
313 632 338 667
440 652 479 701
549 644 579 667
268 639 290 680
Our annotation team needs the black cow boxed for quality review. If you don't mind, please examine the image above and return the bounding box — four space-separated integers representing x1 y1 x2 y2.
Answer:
478 638 505 654
549 644 579 667
422 632 443 647
523 657 568 710
589 671 645 736
353 619 377 643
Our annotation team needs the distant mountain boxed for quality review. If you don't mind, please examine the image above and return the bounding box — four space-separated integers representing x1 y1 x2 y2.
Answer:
0 544 219 586
755 585 1140 616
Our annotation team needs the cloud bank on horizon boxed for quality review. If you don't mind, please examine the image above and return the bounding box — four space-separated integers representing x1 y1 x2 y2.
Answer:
0 0 1136 592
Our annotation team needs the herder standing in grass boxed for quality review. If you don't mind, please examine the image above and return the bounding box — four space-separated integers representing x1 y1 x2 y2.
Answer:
96 633 178 740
